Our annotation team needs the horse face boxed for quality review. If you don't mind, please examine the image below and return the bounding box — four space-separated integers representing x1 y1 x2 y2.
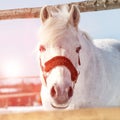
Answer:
39 5 81 109
39 45 80 108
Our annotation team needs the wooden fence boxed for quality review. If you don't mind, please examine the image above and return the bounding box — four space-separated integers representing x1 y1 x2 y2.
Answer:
0 0 120 119
0 0 120 20
0 107 120 120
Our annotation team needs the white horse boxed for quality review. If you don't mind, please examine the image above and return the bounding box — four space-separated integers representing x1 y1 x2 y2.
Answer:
38 5 120 110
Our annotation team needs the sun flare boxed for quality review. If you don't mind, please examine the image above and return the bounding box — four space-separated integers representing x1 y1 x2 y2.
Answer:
3 60 22 77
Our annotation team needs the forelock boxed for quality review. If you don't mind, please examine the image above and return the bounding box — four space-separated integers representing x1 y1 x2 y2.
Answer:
39 7 70 44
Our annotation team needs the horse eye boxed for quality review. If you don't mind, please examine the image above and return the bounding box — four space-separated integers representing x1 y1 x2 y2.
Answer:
39 45 46 52
76 46 81 53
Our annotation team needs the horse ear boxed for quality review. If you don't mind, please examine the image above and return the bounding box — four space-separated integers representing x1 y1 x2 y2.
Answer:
40 6 50 23
69 5 80 27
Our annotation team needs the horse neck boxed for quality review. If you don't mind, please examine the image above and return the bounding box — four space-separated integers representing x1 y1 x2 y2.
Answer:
75 31 107 102
78 31 103 81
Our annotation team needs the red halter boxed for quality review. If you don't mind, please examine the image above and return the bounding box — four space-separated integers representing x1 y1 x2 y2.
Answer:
40 56 79 83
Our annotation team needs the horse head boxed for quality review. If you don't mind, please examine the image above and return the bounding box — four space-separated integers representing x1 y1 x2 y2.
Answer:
38 5 81 109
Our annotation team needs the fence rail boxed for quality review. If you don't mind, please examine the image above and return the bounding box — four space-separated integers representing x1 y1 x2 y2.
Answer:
0 92 38 98
0 107 120 120
0 0 120 20
0 76 40 80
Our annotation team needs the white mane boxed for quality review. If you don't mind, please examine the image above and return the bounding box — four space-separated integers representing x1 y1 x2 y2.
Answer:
39 6 77 45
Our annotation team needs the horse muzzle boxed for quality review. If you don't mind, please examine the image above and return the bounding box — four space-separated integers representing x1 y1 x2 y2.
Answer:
50 84 73 109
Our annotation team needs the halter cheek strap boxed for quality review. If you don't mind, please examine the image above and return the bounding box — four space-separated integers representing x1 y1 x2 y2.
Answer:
40 56 79 83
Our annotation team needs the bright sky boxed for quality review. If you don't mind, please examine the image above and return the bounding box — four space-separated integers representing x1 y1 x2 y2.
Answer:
0 0 120 77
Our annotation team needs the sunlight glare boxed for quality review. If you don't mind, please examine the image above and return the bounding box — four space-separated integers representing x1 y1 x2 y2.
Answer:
3 60 22 77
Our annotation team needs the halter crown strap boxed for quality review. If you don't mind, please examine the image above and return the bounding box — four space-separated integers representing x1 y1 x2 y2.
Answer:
43 56 78 82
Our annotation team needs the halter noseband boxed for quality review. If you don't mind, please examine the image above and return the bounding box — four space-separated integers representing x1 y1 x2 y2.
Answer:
40 56 79 83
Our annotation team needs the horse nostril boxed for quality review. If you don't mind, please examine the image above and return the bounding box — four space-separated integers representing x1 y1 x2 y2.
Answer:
50 86 56 98
68 87 73 98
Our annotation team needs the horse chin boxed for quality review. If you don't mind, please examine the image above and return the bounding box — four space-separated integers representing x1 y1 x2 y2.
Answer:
51 103 69 109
